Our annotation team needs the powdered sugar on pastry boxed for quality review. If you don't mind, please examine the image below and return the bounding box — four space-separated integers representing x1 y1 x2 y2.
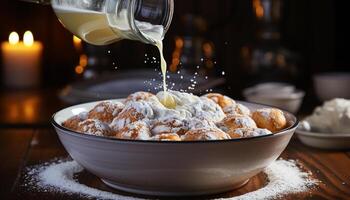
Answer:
88 101 124 123
156 90 225 122
78 119 112 136
110 101 154 131
151 133 181 141
217 115 257 132
151 117 188 136
256 108 272 119
116 121 151 140
62 91 287 141
186 117 218 130
182 128 230 141
77 111 88 120
125 91 158 103
62 112 88 131
224 103 251 116
252 108 287 132
229 128 272 138
202 93 236 109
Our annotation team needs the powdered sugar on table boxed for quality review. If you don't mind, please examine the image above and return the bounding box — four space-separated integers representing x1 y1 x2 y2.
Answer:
23 158 317 200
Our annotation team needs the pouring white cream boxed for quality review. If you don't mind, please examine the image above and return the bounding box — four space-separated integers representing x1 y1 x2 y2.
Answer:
53 5 175 108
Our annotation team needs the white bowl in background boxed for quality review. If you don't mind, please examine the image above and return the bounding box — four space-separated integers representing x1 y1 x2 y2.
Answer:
243 82 305 113
313 72 350 101
296 128 350 150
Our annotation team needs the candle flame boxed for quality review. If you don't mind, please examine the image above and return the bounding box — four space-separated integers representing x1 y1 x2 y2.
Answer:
9 32 19 45
23 31 34 47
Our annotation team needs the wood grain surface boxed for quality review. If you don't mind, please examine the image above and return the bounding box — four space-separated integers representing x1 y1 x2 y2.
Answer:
1 128 349 200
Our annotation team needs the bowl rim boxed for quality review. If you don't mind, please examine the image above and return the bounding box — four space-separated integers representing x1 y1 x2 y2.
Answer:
52 99 299 144
313 72 350 79
296 128 350 138
243 89 305 100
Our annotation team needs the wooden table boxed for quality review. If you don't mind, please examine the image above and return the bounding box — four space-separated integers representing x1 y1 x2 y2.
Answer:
0 90 349 200
1 129 349 200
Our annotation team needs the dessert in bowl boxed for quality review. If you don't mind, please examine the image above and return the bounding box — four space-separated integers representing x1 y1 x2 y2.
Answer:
52 91 298 196
297 98 350 149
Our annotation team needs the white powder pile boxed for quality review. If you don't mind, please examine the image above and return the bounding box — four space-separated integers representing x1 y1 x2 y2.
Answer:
217 159 317 200
24 159 317 200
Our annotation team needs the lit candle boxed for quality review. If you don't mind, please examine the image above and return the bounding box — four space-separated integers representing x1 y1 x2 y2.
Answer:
1 31 43 88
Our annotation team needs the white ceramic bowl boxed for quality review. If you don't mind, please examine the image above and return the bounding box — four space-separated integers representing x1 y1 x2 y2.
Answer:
52 99 298 196
296 128 350 150
243 86 304 113
313 72 350 101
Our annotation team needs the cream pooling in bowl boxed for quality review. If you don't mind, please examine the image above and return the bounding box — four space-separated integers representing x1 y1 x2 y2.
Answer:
156 90 226 123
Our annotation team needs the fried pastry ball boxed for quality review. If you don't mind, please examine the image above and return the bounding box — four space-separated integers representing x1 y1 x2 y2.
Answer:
151 118 188 136
217 114 257 132
115 121 151 140
182 128 230 141
226 130 241 139
224 103 251 116
125 91 157 103
87 101 124 123
202 93 235 109
110 101 154 132
77 119 112 136
227 128 272 138
186 117 217 130
252 108 287 132
151 133 181 141
62 112 88 131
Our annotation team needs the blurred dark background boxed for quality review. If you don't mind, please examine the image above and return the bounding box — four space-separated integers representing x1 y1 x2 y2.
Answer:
0 0 349 127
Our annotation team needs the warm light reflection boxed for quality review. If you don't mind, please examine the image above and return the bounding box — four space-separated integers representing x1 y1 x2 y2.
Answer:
169 36 184 72
202 42 215 69
73 35 82 50
7 96 39 122
75 65 84 74
9 103 19 120
205 60 214 69
253 0 264 19
23 98 37 120
79 54 88 67
241 46 250 58
203 42 214 57
175 37 184 48
276 54 286 67
9 32 19 45
23 31 34 47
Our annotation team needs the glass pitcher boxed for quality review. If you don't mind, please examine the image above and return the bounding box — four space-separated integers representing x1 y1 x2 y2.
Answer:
25 0 174 45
